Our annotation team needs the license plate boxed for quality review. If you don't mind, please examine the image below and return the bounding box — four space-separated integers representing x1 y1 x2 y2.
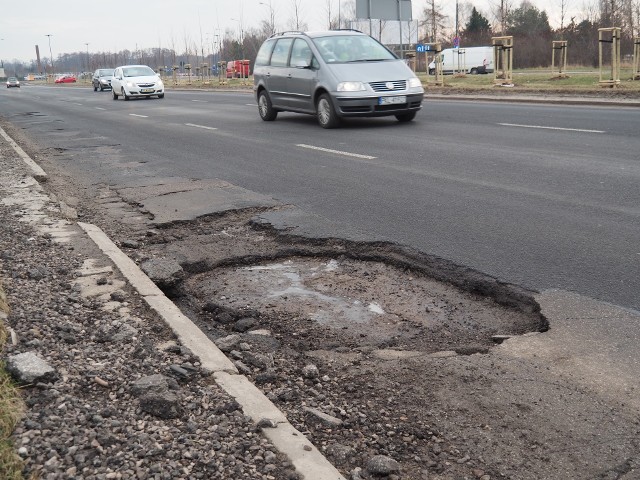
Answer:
141 88 154 93
379 95 406 105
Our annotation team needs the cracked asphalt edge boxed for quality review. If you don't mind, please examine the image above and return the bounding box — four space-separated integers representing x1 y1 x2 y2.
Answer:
0 124 346 480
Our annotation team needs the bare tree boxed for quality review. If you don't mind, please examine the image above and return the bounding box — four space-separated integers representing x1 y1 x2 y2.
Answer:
259 0 276 36
490 0 513 34
422 0 449 42
325 0 333 29
288 0 306 30
560 0 573 32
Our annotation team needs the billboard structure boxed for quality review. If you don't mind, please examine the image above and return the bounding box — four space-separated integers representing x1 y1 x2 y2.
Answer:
356 0 414 57
356 0 413 21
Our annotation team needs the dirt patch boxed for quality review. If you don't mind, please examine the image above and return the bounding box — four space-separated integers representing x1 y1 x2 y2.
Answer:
183 256 541 352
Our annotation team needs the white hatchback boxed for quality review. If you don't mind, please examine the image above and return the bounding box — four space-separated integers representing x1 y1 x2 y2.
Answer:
111 65 164 100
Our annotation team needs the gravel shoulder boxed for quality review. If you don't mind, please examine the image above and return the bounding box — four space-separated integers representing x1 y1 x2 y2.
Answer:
0 126 301 479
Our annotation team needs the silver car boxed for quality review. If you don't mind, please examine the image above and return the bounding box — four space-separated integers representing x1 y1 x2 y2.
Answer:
254 30 424 128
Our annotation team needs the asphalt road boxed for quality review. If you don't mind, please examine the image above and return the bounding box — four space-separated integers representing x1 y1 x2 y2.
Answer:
1 84 638 312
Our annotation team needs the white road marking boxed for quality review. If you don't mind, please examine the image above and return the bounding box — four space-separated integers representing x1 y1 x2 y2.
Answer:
498 123 605 133
247 104 257 106
129 114 148 118
95 107 106 110
296 144 377 159
74 103 83 106
191 100 207 102
185 123 218 131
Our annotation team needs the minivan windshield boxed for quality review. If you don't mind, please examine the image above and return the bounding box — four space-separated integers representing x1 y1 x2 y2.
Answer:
312 35 396 63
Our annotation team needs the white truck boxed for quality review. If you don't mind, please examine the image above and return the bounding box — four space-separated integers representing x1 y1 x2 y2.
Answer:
428 46 494 75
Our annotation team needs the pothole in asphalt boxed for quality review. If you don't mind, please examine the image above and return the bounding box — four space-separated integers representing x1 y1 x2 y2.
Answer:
183 255 545 353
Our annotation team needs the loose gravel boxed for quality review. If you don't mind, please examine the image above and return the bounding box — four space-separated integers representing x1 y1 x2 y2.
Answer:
0 130 299 479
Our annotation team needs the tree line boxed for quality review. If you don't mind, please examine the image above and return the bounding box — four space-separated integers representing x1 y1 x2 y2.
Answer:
425 0 640 67
3 0 640 76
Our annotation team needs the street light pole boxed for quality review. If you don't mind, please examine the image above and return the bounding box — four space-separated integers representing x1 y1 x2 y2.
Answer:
259 1 275 35
46 34 54 80
85 43 90 82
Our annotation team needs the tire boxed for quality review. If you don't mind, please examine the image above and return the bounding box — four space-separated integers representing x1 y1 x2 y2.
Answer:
258 91 277 121
429 69 435 75
158 94 164 99
395 111 417 123
99 85 104 91
470 68 479 75
112 90 118 100
317 94 340 129
122 88 130 101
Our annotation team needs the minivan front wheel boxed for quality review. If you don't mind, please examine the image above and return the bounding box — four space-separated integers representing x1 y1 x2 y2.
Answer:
317 94 340 129
395 111 417 122
258 91 277 121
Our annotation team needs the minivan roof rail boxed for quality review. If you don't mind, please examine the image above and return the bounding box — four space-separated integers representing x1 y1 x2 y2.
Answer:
269 31 308 38
331 28 364 33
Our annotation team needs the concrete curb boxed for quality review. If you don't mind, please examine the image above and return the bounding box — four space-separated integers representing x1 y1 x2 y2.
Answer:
79 221 346 479
0 125 48 182
425 93 640 107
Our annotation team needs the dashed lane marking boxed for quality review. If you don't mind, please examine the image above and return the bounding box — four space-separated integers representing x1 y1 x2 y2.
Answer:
185 123 218 131
129 114 148 118
498 123 605 133
296 143 377 160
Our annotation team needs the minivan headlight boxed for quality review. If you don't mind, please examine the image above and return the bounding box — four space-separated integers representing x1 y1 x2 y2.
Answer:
337 81 366 92
408 77 422 88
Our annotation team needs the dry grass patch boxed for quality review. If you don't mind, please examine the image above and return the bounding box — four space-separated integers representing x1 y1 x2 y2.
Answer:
0 321 26 480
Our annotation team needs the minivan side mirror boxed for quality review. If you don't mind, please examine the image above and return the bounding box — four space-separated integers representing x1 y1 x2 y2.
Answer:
293 59 311 69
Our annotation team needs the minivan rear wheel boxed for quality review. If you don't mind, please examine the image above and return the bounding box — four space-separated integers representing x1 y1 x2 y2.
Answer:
258 91 277 121
317 94 340 129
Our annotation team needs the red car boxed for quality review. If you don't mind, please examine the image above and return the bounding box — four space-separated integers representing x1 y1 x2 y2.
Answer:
55 75 77 83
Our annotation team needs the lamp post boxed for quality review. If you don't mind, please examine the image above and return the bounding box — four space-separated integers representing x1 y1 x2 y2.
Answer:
259 1 275 35
46 34 54 80
85 43 90 83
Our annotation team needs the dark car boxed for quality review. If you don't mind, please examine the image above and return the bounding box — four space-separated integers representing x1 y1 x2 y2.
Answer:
92 68 114 91
6 77 20 88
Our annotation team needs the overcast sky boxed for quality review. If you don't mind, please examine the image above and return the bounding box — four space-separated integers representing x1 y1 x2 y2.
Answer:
2 0 571 64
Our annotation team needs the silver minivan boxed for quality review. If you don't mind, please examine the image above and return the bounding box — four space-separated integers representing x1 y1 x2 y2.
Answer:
254 30 424 128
